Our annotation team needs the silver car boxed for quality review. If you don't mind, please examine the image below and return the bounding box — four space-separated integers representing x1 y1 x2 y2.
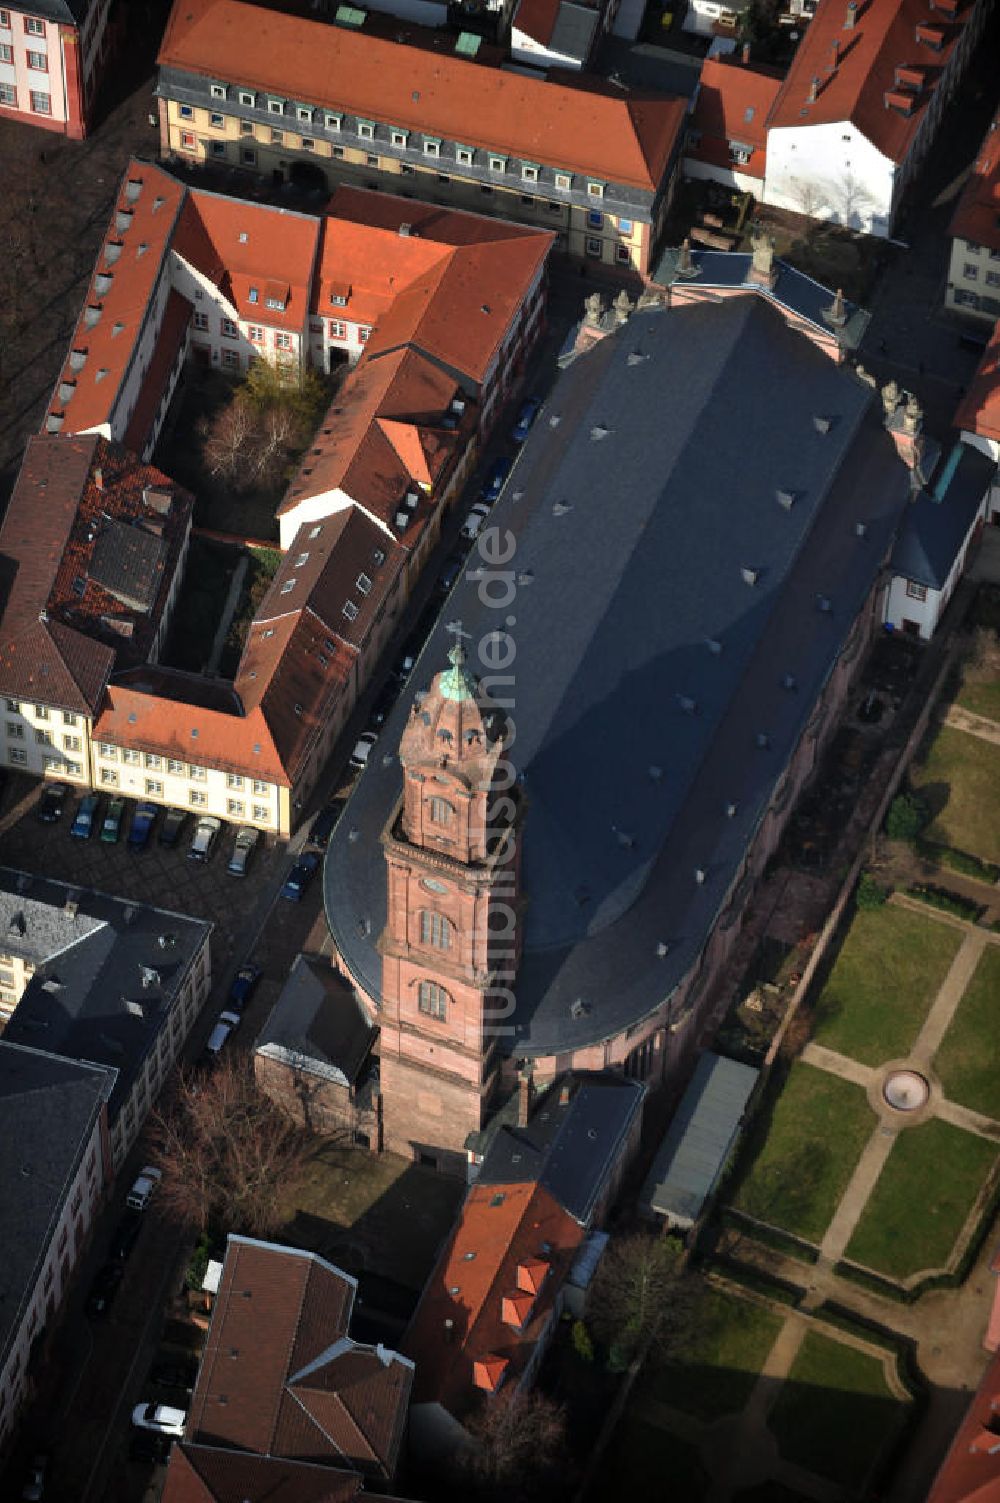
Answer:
187 815 222 862
227 826 260 876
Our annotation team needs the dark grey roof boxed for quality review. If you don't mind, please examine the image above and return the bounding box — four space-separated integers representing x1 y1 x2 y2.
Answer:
325 296 913 1056
0 1042 114 1371
891 442 995 590
0 870 211 1121
255 954 376 1088
11 0 94 20
652 247 870 353
639 1051 757 1225
89 520 167 612
477 1072 645 1225
548 1 600 63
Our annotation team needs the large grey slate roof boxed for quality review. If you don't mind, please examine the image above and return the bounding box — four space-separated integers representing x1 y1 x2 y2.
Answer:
0 1042 114 1371
477 1072 645 1225
11 0 94 20
0 870 211 1120
891 442 995 590
324 295 913 1056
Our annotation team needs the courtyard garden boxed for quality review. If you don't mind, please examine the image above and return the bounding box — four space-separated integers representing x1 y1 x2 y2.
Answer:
649 1289 784 1422
932 948 1000 1120
767 1332 908 1492
809 902 962 1065
844 1118 998 1281
909 724 1000 868
730 1064 873 1245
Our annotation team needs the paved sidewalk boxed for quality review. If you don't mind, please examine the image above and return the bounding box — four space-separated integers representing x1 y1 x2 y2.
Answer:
945 705 1000 747
814 1128 899 1276
911 931 988 1066
801 1042 876 1088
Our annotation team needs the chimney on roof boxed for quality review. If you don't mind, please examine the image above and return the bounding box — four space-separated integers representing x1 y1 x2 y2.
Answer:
844 0 857 24
398 222 413 237
559 1081 571 1108
93 466 103 490
807 74 820 104
742 40 750 62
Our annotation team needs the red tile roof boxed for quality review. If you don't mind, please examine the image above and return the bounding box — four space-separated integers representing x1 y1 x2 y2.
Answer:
955 322 1000 442
767 0 976 165
173 190 322 333
688 57 781 180
123 289 192 456
157 0 685 192
403 1182 584 1417
0 436 191 713
187 1237 412 1480
162 1443 400 1503
949 111 1000 251
45 163 187 441
512 0 563 47
925 1349 1000 1503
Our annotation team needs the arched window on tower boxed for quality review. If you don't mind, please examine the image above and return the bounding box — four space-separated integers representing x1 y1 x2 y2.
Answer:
418 980 449 1019
429 796 454 825
420 910 453 950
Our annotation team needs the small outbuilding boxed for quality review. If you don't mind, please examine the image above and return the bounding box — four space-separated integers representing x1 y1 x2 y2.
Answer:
640 1052 758 1230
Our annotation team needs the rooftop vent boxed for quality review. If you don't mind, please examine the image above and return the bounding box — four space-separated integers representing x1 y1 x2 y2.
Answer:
84 306 102 329
552 500 572 516
398 222 412 236
855 521 868 538
590 425 612 441
125 179 142 203
152 196 165 212
741 566 759 587
112 322 125 337
813 415 832 434
706 637 723 654
648 765 663 781
548 414 561 427
627 350 649 366
104 243 122 265
677 695 697 714
776 488 796 509
816 594 833 612
782 673 797 690
756 731 770 749
656 941 670 957
69 349 87 371
694 867 706 884
570 998 590 1020
725 801 739 818
115 210 133 233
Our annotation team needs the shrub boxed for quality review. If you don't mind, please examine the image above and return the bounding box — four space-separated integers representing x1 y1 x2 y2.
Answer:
571 1320 595 1364
856 872 889 910
906 885 984 922
886 791 929 841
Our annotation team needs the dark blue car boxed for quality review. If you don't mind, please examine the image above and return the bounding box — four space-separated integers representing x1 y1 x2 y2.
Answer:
512 397 541 442
481 455 512 504
280 851 320 902
127 801 158 852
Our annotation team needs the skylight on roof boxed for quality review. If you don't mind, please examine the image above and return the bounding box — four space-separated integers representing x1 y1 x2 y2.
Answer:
280 580 296 594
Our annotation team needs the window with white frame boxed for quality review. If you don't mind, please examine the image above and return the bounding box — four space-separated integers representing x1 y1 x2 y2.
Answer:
248 324 264 343
252 803 269 822
522 163 539 182
240 120 254 135
34 729 50 746
5 700 18 712
555 172 572 190
167 758 184 774
100 765 117 784
145 779 163 796
358 325 371 343
227 799 244 816
24 15 45 35
0 45 11 62
226 773 244 789
275 331 292 350
418 980 449 1019
905 580 927 601
210 83 226 99
617 217 633 233
329 318 346 339
62 735 81 752
210 112 224 127
178 103 193 118
252 779 269 795
964 263 978 281
616 245 631 264
423 137 441 157
193 310 209 330
143 752 161 768
7 748 26 766
489 154 506 172
356 572 372 594
456 145 474 166
63 711 77 727
34 705 49 720
239 90 255 106
0 82 15 105
189 765 207 781
357 118 375 139
586 237 602 257
222 349 240 370
325 112 341 130
391 128 408 147
0 10 10 26
221 317 239 338
296 104 312 122
267 97 283 114
429 796 453 824
122 748 140 765
6 723 22 739
189 789 207 806
26 50 46 70
98 743 117 759
587 180 604 199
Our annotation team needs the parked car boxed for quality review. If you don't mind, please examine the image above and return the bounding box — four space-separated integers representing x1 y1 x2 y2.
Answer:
202 1010 239 1062
481 454 512 503
131 1403 187 1438
394 648 417 683
227 826 260 876
349 731 378 770
158 808 187 848
435 551 465 594
127 801 158 852
512 396 541 442
36 783 69 823
100 797 127 844
308 799 345 849
149 1360 197 1393
20 1453 48 1502
85 1262 123 1319
188 815 222 862
229 964 261 1010
280 851 319 902
70 792 100 839
126 1165 162 1212
110 1211 143 1262
460 502 491 541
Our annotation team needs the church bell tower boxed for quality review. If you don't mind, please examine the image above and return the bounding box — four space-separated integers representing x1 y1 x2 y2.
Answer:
377 628 524 1173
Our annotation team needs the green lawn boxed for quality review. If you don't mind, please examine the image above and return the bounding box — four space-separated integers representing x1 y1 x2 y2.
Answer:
593 1413 708 1502
845 1119 998 1279
910 724 1000 867
650 1290 783 1422
933 948 1000 1120
811 904 962 1065
731 1065 874 1244
769 1332 905 1490
956 677 1000 724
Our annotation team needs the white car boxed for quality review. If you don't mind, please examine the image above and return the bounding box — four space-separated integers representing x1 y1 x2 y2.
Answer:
126 1166 162 1212
349 731 378 770
187 815 222 862
460 501 491 541
132 1402 187 1437
227 826 260 877
204 1009 240 1060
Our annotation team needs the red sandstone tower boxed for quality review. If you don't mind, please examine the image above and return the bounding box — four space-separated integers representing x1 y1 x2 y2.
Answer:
378 631 524 1173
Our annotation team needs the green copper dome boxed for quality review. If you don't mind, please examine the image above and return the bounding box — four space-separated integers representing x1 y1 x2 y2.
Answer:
439 638 478 702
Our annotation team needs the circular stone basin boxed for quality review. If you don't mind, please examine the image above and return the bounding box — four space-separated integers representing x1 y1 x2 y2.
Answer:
883 1069 930 1112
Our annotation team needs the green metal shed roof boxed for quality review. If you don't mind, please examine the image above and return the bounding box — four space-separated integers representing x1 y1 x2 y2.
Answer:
640 1052 758 1227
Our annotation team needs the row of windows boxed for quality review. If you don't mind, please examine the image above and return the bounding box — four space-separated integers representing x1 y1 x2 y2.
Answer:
5 701 78 724
0 42 45 66
963 240 1000 260
0 12 46 35
181 94 610 197
7 749 81 775
95 745 271 793
0 82 49 112
961 263 1000 288
97 766 271 820
5 725 80 750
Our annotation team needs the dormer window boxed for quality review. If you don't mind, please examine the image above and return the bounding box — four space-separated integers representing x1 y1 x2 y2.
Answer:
296 104 313 123
239 90 255 107
325 112 342 130
587 180 605 199
423 137 441 157
358 118 375 139
522 162 540 183
248 286 259 303
391 127 408 147
356 572 372 594
267 97 284 115
343 600 359 621
210 83 226 99
555 172 572 190
456 145 474 166
489 154 507 173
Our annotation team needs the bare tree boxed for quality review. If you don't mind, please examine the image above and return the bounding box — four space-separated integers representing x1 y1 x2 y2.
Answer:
197 394 262 490
458 1388 567 1502
148 1055 311 1237
587 1231 692 1368
785 177 829 222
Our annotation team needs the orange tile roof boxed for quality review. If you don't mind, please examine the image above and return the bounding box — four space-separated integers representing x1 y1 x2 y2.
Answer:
157 0 685 191
45 162 186 441
162 1445 379 1503
949 111 1000 251
512 0 563 46
767 0 975 165
173 190 322 332
955 322 1000 442
403 1181 584 1417
926 1349 1000 1503
689 57 781 179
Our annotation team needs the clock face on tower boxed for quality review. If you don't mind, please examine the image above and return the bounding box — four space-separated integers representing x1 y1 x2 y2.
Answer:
421 878 448 895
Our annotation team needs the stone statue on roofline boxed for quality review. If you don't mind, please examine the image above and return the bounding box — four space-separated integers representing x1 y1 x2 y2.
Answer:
881 378 900 422
748 223 777 289
584 291 605 327
902 390 923 436
614 289 634 325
